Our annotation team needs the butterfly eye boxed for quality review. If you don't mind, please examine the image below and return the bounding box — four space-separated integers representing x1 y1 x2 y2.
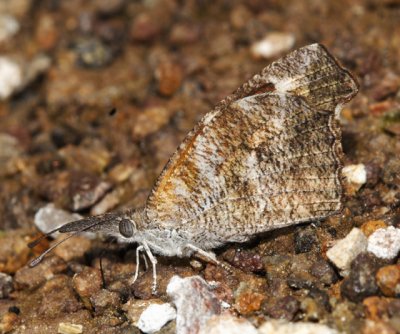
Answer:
119 219 134 238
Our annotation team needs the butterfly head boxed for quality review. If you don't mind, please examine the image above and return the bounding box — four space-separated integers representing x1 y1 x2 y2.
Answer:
28 209 145 266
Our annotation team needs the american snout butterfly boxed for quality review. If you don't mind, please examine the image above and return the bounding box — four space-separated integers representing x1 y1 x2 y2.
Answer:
29 44 359 292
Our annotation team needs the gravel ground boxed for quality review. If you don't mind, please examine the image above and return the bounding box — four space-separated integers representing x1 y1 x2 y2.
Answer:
0 1 400 333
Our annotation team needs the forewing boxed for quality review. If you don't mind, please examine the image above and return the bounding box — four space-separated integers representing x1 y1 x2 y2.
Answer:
145 44 358 241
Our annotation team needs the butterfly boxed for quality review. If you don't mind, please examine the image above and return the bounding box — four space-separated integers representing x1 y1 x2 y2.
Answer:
29 43 358 293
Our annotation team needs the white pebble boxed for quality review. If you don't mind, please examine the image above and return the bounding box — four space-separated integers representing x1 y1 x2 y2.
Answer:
199 315 257 334
0 14 19 43
34 203 83 237
367 226 400 260
57 323 83 334
0 57 22 99
251 32 295 59
342 164 367 190
326 228 367 277
137 303 176 334
258 320 339 334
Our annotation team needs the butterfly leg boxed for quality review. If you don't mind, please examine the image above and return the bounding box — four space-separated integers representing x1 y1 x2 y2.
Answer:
142 241 158 294
131 245 144 285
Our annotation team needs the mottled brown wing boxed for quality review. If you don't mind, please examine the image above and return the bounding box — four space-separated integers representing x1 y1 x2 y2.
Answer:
145 44 358 243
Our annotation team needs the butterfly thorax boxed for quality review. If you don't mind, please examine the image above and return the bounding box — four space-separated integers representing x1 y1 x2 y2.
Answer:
117 207 225 257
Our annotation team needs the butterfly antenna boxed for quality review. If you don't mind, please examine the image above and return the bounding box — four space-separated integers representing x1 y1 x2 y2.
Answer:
29 231 79 267
27 226 64 249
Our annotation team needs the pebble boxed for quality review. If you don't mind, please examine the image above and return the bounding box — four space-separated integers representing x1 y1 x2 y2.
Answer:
363 296 389 321
169 23 200 45
137 303 176 334
53 235 92 262
340 253 381 302
234 283 266 315
57 322 83 334
72 266 103 298
34 203 83 237
294 227 319 253
310 259 338 285
367 227 400 260
362 319 397 334
0 273 13 299
376 264 400 297
250 32 295 59
382 158 400 187
14 256 67 290
361 220 387 237
167 275 221 334
258 319 339 334
342 164 367 194
132 106 173 138
199 314 257 334
90 289 120 315
262 296 300 320
155 60 184 97
123 299 163 325
326 228 368 277
75 38 114 68
0 14 19 43
222 248 264 272
0 54 50 100
0 57 22 100
130 12 161 42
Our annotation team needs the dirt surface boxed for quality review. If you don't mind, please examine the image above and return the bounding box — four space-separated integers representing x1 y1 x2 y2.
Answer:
0 0 400 333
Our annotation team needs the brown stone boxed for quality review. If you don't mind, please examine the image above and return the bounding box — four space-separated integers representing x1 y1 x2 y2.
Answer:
361 220 387 237
376 265 400 297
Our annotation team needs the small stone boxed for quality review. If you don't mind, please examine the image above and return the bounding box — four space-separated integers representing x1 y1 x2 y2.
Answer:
327 228 368 277
137 303 176 334
341 253 381 302
258 319 339 334
362 320 396 334
0 57 22 100
130 13 161 42
14 256 67 290
294 227 319 253
363 296 389 321
367 227 400 260
0 273 13 298
361 220 387 237
72 266 103 298
169 23 200 45
132 106 173 138
0 230 32 274
382 158 400 187
34 203 83 238
123 299 164 325
53 235 92 262
342 164 367 194
222 248 264 272
388 299 400 317
251 32 295 59
199 314 257 334
234 284 265 315
90 289 120 314
155 61 184 97
57 322 83 334
262 296 300 321
376 264 400 297
0 14 19 43
167 275 221 334
0 311 18 333
310 259 338 285
108 163 135 183
75 38 114 68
